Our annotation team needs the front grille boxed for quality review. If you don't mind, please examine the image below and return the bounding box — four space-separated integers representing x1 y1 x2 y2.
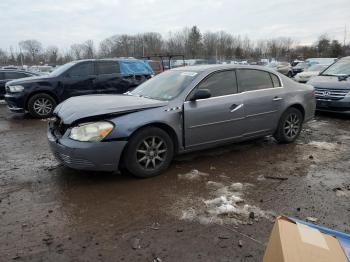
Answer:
314 87 349 100
54 152 94 167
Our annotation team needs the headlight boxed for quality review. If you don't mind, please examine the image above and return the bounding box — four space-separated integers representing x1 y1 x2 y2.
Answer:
8 85 25 92
69 121 114 142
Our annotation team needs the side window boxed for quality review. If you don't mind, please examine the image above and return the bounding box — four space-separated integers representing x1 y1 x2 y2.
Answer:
270 73 281 87
0 72 4 80
195 70 237 98
97 62 120 75
237 69 274 92
69 62 94 77
4 72 27 79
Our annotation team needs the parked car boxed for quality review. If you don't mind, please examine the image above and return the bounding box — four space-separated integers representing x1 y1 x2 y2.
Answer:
146 60 163 75
307 56 350 113
294 64 329 83
0 69 38 99
48 65 315 178
292 62 309 76
28 65 54 75
267 62 293 77
5 59 154 118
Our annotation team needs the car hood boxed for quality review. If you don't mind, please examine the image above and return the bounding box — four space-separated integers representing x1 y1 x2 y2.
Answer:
307 75 350 89
55 94 168 125
6 75 53 85
298 71 319 77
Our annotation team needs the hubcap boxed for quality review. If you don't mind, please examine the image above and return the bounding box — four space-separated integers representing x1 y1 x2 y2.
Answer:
284 113 300 138
136 136 167 170
33 98 53 116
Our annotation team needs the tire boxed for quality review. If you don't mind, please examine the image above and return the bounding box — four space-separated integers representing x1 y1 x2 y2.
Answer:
28 93 56 118
122 127 174 178
274 108 303 144
287 71 293 78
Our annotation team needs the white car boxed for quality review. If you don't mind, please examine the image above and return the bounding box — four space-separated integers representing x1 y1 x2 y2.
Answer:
294 64 329 83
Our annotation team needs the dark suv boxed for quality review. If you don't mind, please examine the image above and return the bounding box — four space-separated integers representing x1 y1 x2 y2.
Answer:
0 69 38 99
5 59 154 118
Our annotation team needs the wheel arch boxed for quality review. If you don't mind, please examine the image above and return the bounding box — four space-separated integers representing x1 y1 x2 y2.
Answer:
288 103 305 120
118 122 179 171
25 90 59 110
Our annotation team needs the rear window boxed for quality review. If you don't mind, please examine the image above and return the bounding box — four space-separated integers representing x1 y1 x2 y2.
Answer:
97 62 120 75
237 69 274 92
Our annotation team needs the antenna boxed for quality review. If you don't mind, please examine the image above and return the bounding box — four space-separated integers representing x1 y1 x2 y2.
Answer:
344 25 347 46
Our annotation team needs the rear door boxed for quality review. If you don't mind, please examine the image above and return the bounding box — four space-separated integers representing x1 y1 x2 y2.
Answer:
61 61 96 99
184 70 246 148
95 61 129 94
236 69 284 137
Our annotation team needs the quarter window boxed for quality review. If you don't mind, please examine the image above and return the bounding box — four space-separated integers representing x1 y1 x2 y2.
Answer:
270 73 281 87
237 69 274 92
69 62 94 77
195 70 237 98
97 62 120 75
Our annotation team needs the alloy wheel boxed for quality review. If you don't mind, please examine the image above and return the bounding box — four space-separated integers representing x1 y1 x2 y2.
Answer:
284 113 300 139
136 136 167 170
33 98 53 116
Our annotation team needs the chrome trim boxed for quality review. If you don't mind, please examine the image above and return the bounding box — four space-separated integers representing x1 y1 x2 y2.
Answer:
246 110 278 118
183 68 284 102
189 116 245 129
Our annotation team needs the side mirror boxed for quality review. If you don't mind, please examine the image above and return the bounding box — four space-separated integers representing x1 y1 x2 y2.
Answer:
190 89 211 101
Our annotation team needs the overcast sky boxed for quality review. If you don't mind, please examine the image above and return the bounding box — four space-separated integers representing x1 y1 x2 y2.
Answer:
1 0 349 50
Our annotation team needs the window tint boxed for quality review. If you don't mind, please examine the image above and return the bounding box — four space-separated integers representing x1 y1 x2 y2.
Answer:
195 70 237 97
270 73 281 87
237 69 274 92
0 72 5 80
4 72 28 79
69 62 94 77
97 62 120 75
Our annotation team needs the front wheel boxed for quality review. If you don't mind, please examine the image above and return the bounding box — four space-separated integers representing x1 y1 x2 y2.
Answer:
28 93 56 118
274 108 303 143
122 127 174 178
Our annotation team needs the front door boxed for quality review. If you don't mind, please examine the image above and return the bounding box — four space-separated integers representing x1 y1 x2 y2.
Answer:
61 61 96 99
184 70 246 148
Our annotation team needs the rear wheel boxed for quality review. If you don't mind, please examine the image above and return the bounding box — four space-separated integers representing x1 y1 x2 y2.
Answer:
28 93 56 118
122 127 174 178
274 108 303 143
287 71 293 77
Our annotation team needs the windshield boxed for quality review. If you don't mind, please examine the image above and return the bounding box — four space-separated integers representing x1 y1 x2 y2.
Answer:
321 59 350 76
294 62 308 69
305 64 328 72
49 62 77 76
129 70 198 101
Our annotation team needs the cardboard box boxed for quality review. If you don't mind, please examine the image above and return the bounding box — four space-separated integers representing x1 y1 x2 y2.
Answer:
263 216 350 262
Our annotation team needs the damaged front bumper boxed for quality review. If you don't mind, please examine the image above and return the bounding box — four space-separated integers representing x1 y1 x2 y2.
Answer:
47 128 127 172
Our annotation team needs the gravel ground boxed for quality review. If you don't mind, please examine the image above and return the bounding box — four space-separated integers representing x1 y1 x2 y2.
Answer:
0 103 349 262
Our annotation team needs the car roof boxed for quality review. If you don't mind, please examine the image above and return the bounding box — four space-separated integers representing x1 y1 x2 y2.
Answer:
0 69 35 73
172 64 277 74
72 58 145 63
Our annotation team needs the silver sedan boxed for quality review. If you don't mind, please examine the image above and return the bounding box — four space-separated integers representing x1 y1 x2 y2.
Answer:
48 65 316 177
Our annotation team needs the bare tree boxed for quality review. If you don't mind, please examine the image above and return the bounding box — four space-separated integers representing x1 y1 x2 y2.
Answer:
19 39 43 63
70 44 84 60
45 46 59 64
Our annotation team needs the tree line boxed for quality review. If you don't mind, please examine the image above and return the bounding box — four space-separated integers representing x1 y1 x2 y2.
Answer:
0 26 349 66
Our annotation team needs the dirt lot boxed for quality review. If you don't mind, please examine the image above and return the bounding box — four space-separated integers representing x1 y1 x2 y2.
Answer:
1 102 350 262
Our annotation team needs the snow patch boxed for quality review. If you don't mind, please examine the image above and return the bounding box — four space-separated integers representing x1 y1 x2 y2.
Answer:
180 181 273 225
178 169 209 180
308 141 338 151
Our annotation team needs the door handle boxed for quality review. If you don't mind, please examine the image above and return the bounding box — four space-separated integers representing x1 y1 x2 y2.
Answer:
273 97 283 101
230 103 244 112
